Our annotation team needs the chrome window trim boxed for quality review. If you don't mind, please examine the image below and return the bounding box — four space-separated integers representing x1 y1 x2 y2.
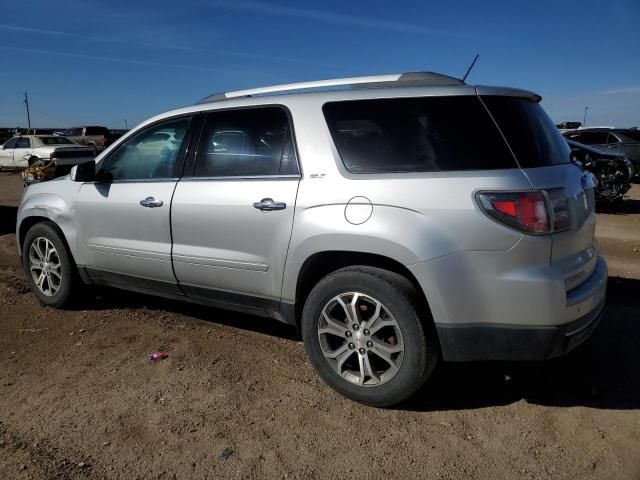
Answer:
180 174 301 181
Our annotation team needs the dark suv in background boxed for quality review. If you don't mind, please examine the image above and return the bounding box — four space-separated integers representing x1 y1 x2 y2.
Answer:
60 126 119 155
563 128 640 178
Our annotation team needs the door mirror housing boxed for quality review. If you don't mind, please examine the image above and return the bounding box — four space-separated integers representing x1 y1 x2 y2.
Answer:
70 160 96 182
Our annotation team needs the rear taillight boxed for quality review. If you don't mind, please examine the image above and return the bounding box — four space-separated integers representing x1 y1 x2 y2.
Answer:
50 151 57 160
99 135 105 145
477 189 572 234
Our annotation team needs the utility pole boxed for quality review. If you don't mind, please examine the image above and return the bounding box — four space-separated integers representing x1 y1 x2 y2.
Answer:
24 92 31 129
124 118 128 129
583 106 589 127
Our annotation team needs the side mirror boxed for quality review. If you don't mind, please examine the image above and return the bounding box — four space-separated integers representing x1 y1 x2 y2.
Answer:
70 160 96 182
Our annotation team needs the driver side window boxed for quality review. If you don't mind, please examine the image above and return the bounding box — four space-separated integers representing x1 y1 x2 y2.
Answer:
101 116 193 181
3 137 18 149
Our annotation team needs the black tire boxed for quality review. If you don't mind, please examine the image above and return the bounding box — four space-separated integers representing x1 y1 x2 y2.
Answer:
22 222 76 308
301 266 439 407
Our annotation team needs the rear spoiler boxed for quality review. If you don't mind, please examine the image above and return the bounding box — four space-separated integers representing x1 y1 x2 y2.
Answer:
476 86 541 102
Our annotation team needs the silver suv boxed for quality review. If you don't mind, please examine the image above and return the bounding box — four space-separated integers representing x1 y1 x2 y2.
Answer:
17 72 607 407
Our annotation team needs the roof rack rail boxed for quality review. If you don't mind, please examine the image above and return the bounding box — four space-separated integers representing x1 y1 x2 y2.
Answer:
196 71 464 104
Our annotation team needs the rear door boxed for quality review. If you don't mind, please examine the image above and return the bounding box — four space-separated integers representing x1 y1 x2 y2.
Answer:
171 106 300 310
74 115 195 293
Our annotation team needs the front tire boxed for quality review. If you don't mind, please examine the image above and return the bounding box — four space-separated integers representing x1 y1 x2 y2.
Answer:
301 266 439 407
22 222 76 308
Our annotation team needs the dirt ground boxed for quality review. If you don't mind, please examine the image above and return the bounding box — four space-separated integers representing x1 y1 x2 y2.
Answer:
0 171 639 480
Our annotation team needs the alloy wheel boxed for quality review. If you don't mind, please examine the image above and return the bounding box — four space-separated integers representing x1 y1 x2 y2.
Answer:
317 292 404 387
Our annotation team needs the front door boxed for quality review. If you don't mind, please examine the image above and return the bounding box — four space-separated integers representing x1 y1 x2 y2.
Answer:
74 115 195 293
171 106 300 311
0 137 18 167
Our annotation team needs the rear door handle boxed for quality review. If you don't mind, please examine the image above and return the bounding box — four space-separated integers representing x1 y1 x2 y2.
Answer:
253 198 286 211
140 197 163 208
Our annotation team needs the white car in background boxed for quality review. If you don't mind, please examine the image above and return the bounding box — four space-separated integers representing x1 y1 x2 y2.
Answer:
0 135 94 169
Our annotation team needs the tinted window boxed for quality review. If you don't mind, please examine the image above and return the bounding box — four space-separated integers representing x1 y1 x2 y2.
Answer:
579 131 609 145
86 127 109 135
3 137 18 149
564 132 581 141
101 116 192 180
620 130 640 142
482 97 570 167
39 136 74 145
16 137 31 148
606 133 620 144
323 96 515 173
64 128 82 136
195 107 298 177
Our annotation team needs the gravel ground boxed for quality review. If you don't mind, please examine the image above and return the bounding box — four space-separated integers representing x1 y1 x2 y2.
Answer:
0 171 639 480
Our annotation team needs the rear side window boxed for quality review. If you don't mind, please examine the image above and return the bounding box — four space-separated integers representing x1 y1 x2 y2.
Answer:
86 127 110 135
16 137 31 148
323 96 516 173
483 96 570 167
39 137 74 145
194 107 298 177
578 131 608 145
620 130 640 142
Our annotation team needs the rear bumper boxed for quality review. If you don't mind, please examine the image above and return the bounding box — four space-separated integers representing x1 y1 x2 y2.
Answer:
435 297 604 361
409 251 608 362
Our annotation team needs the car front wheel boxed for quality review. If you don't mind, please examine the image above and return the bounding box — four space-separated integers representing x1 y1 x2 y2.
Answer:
301 266 439 407
22 222 76 308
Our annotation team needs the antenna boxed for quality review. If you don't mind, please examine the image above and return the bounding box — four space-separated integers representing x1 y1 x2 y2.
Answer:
24 92 31 129
462 54 480 82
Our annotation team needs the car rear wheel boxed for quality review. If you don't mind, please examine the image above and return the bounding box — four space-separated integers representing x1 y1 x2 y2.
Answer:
301 266 439 407
22 222 76 308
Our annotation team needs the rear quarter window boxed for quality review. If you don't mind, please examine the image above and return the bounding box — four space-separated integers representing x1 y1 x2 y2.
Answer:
323 96 516 173
482 96 570 167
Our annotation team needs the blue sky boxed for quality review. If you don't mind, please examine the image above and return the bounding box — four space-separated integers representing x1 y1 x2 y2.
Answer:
1 0 639 129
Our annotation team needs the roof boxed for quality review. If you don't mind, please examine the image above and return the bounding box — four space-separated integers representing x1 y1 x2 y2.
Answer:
196 71 466 104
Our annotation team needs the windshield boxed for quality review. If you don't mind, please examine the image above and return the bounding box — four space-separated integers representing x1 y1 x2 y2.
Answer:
39 136 75 145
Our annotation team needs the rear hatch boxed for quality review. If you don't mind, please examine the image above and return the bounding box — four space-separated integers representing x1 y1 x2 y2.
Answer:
480 91 598 290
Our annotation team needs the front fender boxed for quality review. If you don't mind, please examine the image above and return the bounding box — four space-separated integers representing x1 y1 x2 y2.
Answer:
17 193 76 255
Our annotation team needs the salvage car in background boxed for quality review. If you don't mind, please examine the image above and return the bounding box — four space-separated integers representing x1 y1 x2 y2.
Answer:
0 135 94 185
567 139 633 201
58 126 119 155
563 128 640 178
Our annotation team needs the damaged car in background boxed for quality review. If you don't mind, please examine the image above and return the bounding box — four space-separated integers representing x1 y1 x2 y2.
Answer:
567 139 633 202
0 135 94 185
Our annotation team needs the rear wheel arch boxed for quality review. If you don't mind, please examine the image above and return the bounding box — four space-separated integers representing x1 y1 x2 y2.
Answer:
294 251 434 329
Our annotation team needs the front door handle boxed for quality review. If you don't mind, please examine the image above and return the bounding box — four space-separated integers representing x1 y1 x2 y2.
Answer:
140 197 163 208
253 198 286 211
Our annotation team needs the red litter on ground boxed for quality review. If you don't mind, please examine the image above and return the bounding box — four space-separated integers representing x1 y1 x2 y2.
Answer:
148 352 168 361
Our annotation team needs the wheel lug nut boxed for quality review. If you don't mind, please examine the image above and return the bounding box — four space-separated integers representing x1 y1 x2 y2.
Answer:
363 329 370 336
345 331 352 337
348 343 355 350
366 340 373 348
358 348 366 355
353 324 359 331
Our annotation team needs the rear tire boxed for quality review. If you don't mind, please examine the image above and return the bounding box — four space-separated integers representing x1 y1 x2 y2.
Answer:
301 266 439 407
22 222 76 308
